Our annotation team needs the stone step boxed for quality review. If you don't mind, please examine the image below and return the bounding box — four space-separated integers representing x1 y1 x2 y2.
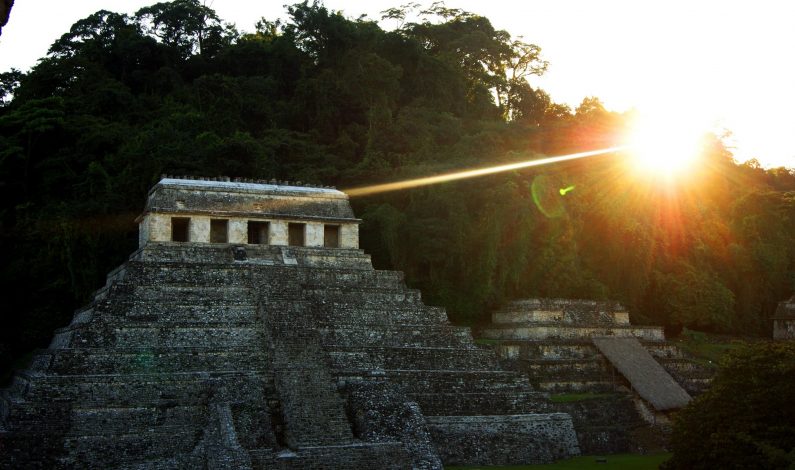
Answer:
318 325 475 349
367 370 534 394
106 303 259 323
302 288 424 306
537 378 616 393
34 348 269 375
249 442 413 469
287 248 374 270
328 347 497 371
321 305 450 325
300 269 405 289
119 263 405 291
523 358 610 375
125 263 253 285
492 309 630 327
645 343 687 359
114 325 262 348
133 244 376 270
49 324 264 349
62 428 201 466
673 377 712 395
480 324 665 342
9 371 271 407
427 413 579 465
128 285 256 303
133 242 272 264
69 405 207 434
411 391 550 416
489 341 597 361
658 358 714 375
273 367 355 447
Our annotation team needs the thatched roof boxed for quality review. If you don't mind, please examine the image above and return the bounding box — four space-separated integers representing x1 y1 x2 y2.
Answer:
593 336 692 411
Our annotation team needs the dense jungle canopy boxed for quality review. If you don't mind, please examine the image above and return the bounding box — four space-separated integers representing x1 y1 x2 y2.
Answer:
1 0 794 376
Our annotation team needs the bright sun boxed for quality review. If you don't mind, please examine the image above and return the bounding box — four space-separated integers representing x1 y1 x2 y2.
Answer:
625 111 706 178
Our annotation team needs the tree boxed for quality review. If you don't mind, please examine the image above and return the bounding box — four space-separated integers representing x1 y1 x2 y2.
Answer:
663 342 795 469
0 68 22 105
136 0 234 60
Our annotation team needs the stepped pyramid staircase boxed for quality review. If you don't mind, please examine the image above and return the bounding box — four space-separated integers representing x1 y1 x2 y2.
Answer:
0 244 579 468
476 298 713 453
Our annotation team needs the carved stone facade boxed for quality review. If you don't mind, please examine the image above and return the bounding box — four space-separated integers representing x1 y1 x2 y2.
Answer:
137 177 359 249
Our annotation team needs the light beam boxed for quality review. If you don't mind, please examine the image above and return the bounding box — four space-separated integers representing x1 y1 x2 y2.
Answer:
344 147 624 197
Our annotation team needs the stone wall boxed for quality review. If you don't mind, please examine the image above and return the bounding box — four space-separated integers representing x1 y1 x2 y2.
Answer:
483 325 665 342
139 213 359 249
426 414 579 465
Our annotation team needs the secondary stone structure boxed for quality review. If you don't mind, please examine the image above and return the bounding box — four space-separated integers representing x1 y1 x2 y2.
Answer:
477 298 712 454
0 177 579 469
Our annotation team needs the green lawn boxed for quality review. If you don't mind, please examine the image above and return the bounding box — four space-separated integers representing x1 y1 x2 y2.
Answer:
448 453 671 470
670 328 750 367
473 338 502 346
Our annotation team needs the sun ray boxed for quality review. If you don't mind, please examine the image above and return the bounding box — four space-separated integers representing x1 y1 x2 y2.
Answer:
344 147 624 197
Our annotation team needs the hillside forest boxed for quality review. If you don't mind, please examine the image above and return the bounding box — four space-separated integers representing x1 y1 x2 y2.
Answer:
1 0 794 375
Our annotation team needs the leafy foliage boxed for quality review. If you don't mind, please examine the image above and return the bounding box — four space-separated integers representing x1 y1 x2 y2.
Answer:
663 342 795 469
0 1 793 376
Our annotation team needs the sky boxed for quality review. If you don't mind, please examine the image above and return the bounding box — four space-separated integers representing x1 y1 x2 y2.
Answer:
1 0 793 169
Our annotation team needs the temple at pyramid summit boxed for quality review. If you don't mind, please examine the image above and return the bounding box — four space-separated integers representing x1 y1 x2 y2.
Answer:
0 176 583 468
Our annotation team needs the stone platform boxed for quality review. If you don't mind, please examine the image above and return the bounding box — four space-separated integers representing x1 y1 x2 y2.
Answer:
475 298 713 454
0 245 580 468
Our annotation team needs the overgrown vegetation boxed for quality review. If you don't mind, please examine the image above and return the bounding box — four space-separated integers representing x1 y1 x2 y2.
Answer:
663 342 795 469
1 0 793 376
670 328 751 367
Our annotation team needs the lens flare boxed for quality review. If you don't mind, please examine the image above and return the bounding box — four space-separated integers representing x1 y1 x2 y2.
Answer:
344 147 623 197
559 185 576 196
625 111 706 178
531 175 566 218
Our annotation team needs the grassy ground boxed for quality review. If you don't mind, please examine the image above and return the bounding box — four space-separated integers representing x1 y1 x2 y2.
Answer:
447 453 671 470
670 328 751 367
473 338 502 346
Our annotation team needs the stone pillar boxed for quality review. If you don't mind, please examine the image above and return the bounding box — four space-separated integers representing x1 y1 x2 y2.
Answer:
613 311 630 325
340 224 359 249
148 213 172 243
190 216 211 243
228 219 247 244
138 216 150 247
270 220 288 246
305 222 324 247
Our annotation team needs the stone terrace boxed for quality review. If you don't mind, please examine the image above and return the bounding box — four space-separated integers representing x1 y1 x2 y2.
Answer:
0 243 580 469
479 299 711 395
475 298 713 454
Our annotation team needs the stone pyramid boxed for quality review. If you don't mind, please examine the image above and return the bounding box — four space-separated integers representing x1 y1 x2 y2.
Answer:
0 177 579 468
